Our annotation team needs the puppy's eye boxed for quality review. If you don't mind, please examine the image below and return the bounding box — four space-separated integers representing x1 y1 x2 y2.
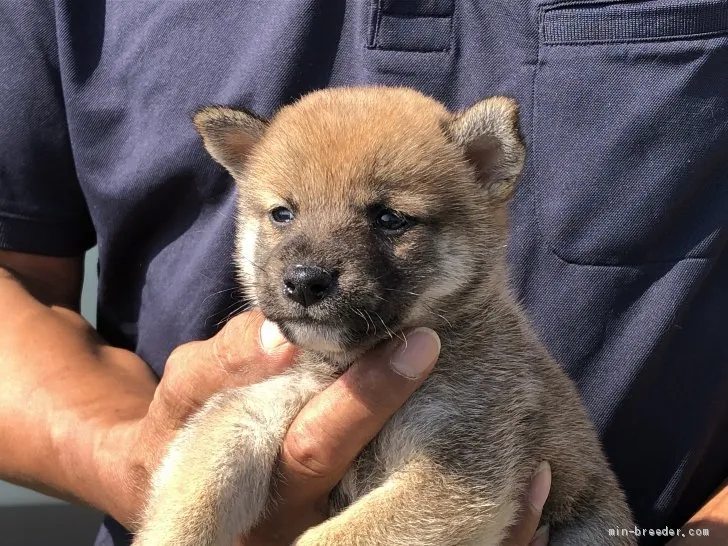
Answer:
375 208 410 233
270 206 294 224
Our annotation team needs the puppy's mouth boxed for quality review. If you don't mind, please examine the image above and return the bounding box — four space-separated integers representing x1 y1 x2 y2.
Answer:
256 282 403 354
277 320 350 353
271 313 402 355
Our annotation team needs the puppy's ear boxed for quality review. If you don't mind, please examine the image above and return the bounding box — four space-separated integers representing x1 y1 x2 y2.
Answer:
193 106 268 177
446 97 525 202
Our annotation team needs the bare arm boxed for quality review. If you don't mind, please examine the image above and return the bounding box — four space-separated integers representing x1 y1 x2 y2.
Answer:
669 479 728 545
0 250 157 524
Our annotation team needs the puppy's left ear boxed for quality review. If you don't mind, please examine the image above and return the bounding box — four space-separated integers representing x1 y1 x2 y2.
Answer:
193 106 268 178
446 97 525 202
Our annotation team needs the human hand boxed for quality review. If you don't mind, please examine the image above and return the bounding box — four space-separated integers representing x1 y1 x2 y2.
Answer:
107 310 299 530
502 461 553 546
666 478 728 545
107 308 440 544
243 327 442 545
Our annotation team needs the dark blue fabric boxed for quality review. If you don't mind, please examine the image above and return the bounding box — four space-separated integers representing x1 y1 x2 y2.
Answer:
0 1 726 544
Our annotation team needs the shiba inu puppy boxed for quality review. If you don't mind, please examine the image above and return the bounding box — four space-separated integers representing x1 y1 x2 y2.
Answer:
132 87 635 545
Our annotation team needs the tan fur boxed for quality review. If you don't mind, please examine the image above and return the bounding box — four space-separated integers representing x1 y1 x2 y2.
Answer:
133 87 635 546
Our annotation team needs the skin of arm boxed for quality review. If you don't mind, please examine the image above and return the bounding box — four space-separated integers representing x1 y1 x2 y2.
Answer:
0 250 157 522
668 479 728 545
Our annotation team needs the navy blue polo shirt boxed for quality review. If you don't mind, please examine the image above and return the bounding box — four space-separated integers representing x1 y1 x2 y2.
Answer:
1 1 727 544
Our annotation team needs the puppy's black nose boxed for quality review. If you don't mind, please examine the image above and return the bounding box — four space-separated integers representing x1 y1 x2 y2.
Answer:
282 265 336 307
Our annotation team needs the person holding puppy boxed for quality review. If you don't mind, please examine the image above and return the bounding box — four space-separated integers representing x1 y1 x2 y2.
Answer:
0 1 726 545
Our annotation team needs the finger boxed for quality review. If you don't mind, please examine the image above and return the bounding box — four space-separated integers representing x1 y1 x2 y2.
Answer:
207 310 296 380
503 461 552 546
276 327 441 505
157 311 297 428
529 525 550 546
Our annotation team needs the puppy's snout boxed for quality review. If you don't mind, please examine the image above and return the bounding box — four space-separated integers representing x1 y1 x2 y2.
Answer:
282 264 337 307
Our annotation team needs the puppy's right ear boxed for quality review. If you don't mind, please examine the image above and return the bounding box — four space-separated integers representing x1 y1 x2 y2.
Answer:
193 106 268 177
446 97 525 203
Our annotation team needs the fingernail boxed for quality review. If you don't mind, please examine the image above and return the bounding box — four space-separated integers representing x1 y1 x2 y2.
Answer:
529 524 550 546
389 328 441 379
528 462 552 512
259 320 288 352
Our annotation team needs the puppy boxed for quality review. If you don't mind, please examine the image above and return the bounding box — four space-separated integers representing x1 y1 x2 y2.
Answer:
132 87 635 545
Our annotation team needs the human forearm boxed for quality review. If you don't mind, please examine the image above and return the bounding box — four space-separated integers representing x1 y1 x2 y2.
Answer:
0 266 158 523
669 479 728 545
0 260 309 533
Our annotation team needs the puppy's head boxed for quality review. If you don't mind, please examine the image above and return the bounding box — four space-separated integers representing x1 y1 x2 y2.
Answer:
194 87 524 355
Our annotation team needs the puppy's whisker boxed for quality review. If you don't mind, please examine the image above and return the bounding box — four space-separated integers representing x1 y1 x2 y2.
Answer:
205 298 246 325
374 311 403 344
238 254 269 276
377 317 393 341
377 290 452 328
420 302 454 329
213 300 255 328
201 286 240 307
352 308 372 335
383 287 423 297
363 310 377 336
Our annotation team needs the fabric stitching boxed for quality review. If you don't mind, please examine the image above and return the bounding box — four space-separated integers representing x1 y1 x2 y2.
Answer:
380 0 454 18
0 208 92 225
366 14 453 53
542 1 728 44
372 0 384 48
543 29 728 46
377 13 453 20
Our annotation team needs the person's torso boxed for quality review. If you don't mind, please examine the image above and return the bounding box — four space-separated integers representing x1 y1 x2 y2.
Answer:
52 1 728 544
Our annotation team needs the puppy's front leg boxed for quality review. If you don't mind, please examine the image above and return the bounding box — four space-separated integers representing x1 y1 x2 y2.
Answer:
132 370 326 546
295 459 514 546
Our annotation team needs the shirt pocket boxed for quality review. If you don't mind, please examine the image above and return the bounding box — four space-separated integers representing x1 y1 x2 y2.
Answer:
532 0 728 266
367 0 454 52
